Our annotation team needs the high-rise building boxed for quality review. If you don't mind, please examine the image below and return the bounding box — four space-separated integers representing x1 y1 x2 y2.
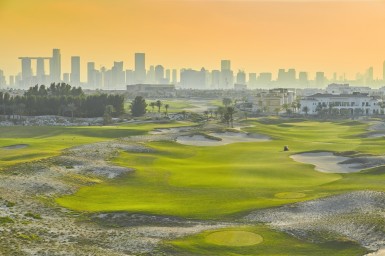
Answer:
155 65 165 84
220 60 233 88
258 73 272 87
71 56 81 86
211 70 220 89
165 69 171 84
112 61 125 88
315 72 325 88
126 70 135 85
172 69 177 84
180 68 207 89
298 72 308 87
50 49 61 82
248 73 257 88
221 60 231 71
135 53 146 83
236 70 246 84
36 58 46 84
0 69 5 87
19 57 32 87
87 62 95 87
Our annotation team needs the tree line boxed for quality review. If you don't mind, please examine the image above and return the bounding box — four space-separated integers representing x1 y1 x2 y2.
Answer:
0 83 125 118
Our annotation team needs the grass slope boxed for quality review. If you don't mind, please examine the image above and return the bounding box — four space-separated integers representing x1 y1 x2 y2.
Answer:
0 122 193 170
57 119 385 220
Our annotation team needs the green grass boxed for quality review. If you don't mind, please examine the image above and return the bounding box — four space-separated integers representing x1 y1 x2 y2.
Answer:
164 226 368 256
57 119 385 219
0 121 193 170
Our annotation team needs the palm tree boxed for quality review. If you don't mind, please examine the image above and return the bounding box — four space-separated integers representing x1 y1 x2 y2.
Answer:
226 106 236 128
302 106 309 116
222 98 232 107
150 102 156 112
217 106 225 120
164 104 169 116
155 100 162 113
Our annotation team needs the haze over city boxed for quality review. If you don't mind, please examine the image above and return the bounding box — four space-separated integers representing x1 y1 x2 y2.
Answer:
1 0 385 80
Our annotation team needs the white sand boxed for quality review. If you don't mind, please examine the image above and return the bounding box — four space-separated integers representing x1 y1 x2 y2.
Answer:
149 127 193 135
176 132 270 146
290 152 362 173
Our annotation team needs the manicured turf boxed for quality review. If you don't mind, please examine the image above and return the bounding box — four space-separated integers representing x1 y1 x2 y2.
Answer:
57 118 385 219
0 121 194 170
164 226 368 256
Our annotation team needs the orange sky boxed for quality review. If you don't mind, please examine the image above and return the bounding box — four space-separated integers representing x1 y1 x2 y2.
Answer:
1 0 385 81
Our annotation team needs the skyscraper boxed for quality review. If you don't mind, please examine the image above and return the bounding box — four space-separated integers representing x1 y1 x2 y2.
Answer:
172 69 177 84
221 60 231 71
71 56 81 86
316 72 325 88
220 60 233 88
50 49 61 82
299 72 308 87
236 70 246 84
135 53 146 83
155 65 164 84
87 62 95 87
36 58 46 84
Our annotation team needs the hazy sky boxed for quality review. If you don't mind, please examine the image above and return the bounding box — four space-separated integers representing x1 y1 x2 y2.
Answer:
1 0 385 80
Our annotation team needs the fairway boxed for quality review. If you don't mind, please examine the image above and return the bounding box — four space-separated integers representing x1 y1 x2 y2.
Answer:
57 119 385 219
0 122 194 170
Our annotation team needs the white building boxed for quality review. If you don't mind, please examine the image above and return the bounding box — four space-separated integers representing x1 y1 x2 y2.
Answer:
300 92 382 115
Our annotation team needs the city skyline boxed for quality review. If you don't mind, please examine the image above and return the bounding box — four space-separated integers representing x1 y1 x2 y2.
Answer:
2 48 385 90
1 0 385 79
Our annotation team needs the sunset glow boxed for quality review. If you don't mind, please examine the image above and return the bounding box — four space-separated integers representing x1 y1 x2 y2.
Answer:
1 0 385 79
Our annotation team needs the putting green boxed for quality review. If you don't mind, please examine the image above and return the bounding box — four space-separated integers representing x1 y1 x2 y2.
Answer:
205 231 263 246
275 192 307 199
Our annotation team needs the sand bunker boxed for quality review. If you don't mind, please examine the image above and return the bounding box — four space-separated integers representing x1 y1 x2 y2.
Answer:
2 144 28 150
366 133 385 138
291 152 385 173
290 152 362 173
176 132 270 146
205 231 263 246
149 127 194 135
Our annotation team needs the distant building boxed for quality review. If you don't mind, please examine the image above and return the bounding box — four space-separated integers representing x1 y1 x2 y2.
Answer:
126 84 176 98
135 53 146 83
315 72 325 88
155 65 165 84
50 49 61 82
220 60 233 88
180 68 207 89
236 70 246 85
70 56 81 86
252 88 296 113
300 92 381 115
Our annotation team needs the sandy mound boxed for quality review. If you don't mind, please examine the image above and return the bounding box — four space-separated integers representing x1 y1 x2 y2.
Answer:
291 152 385 173
2 144 28 150
291 152 362 173
176 132 270 146
150 127 194 135
244 191 385 250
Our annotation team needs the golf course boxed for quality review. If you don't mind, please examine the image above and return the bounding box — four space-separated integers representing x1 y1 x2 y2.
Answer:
2 117 385 255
